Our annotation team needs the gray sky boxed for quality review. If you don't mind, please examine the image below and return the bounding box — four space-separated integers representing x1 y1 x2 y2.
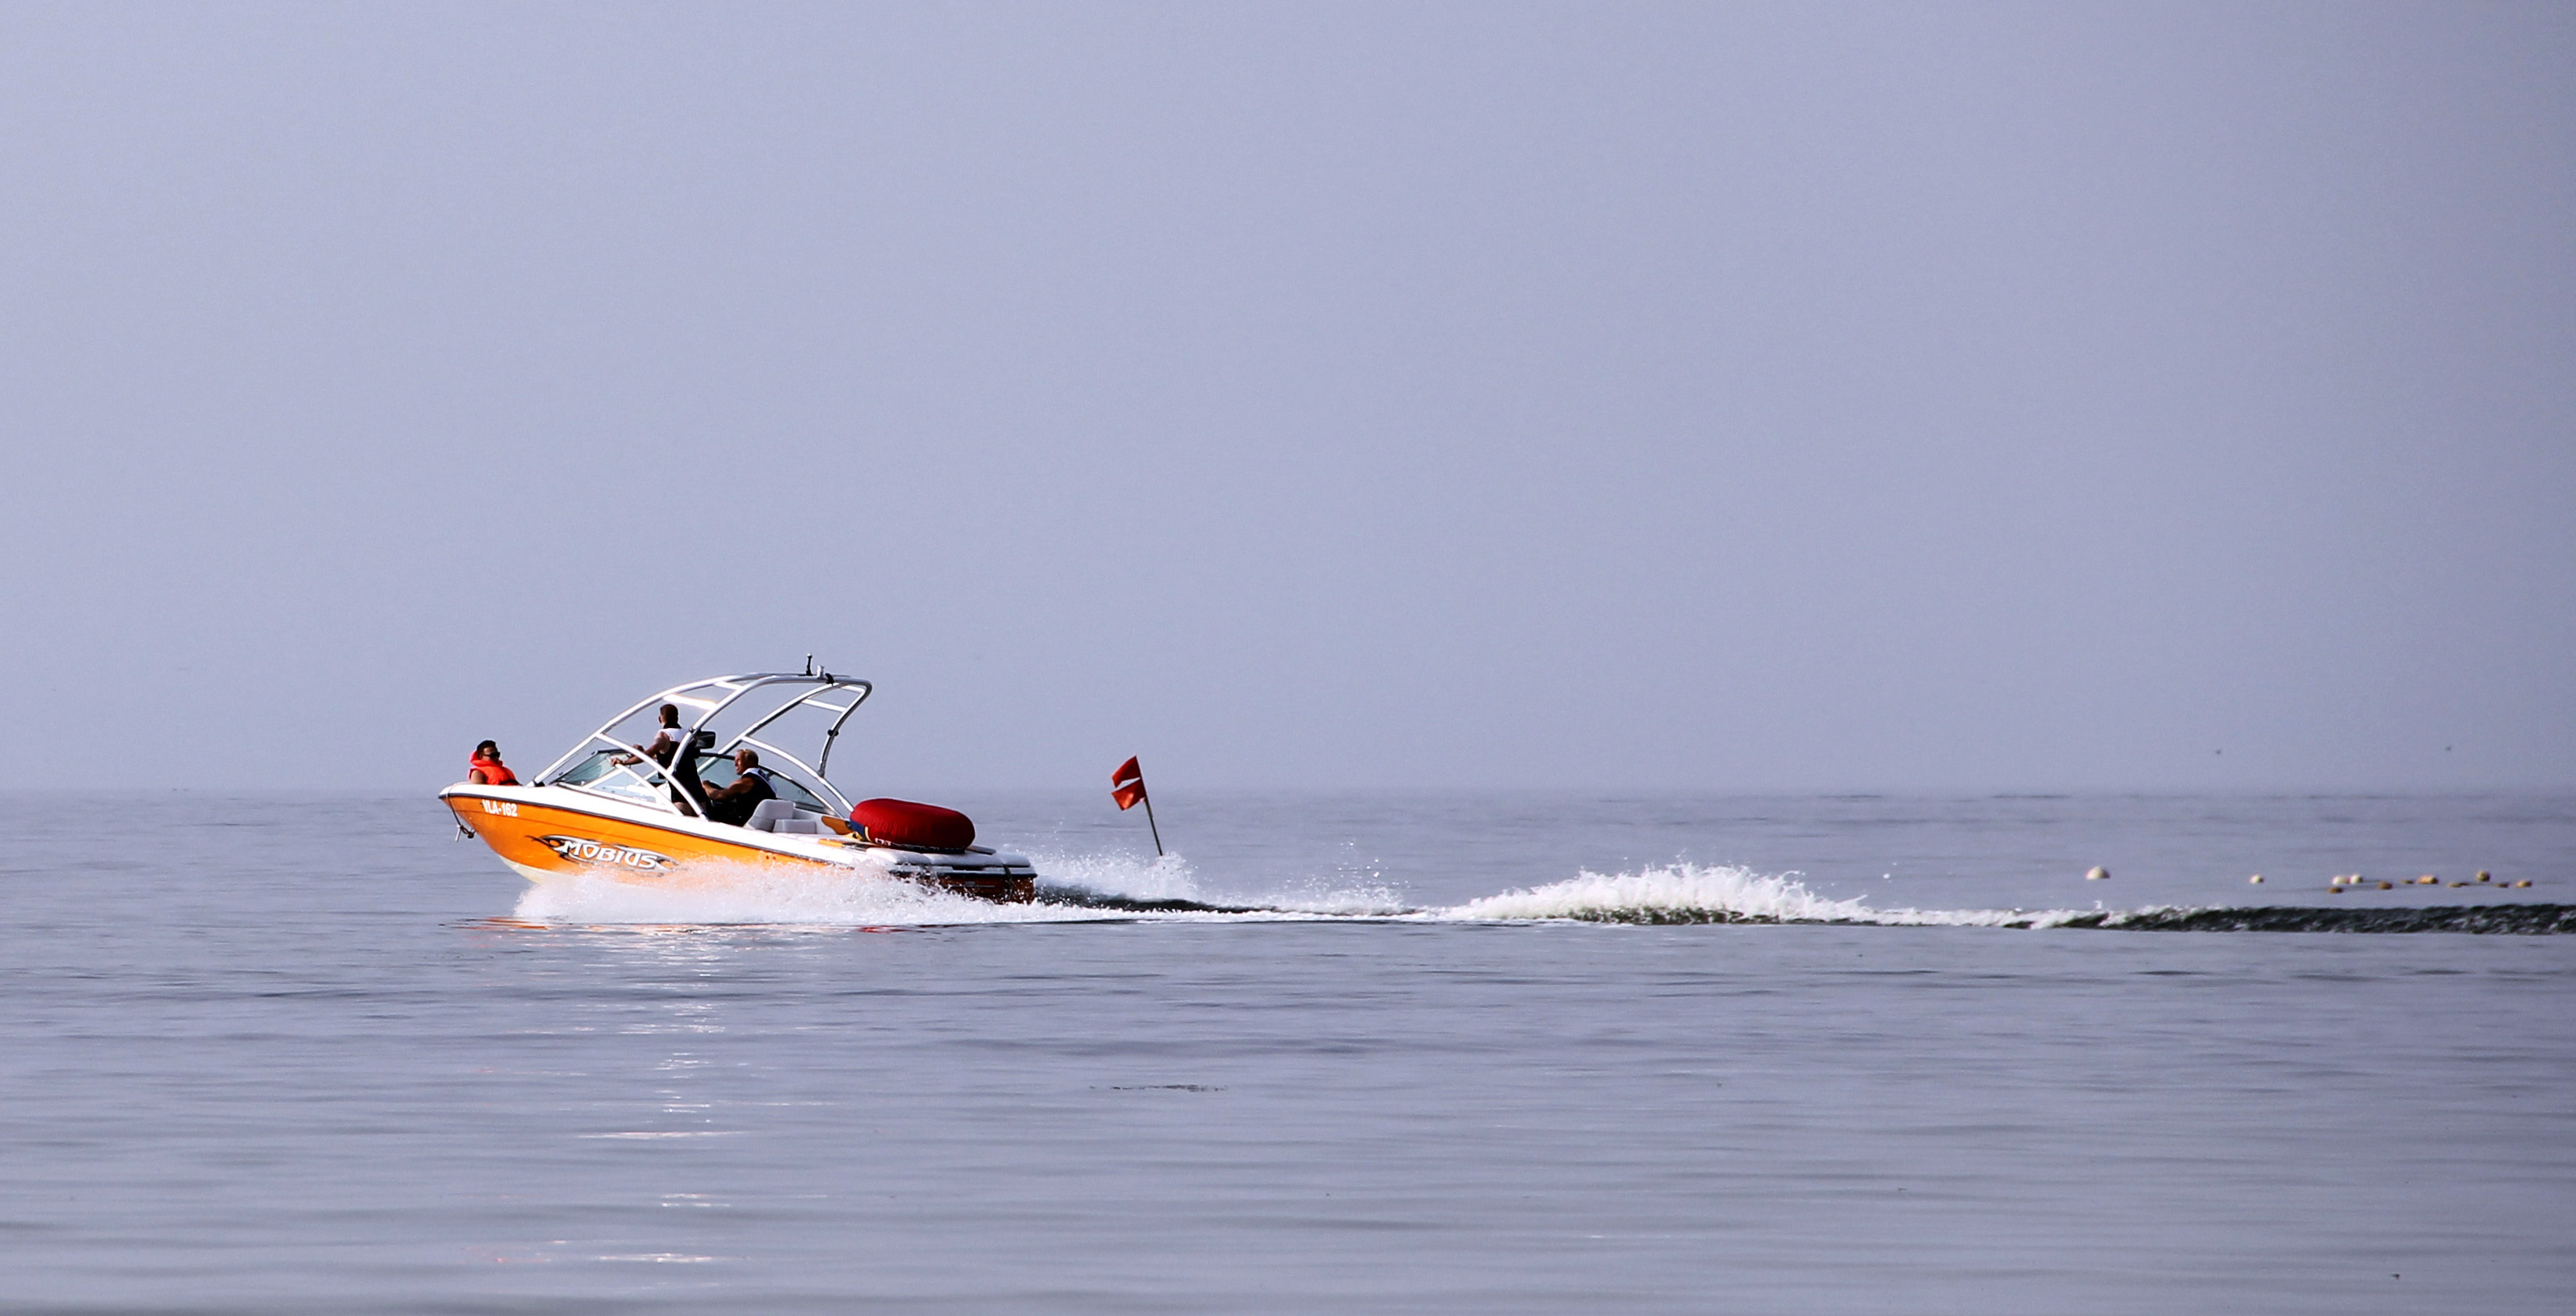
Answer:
4 2 2571 794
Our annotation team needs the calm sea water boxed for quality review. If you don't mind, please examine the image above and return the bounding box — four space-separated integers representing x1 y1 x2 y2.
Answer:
2 791 2569 1314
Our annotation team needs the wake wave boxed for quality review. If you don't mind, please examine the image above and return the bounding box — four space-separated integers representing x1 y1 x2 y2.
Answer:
497 856 2567 935
1443 864 1941 924
1436 864 2572 933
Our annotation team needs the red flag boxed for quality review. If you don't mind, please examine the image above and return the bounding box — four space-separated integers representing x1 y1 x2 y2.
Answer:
1107 754 1162 854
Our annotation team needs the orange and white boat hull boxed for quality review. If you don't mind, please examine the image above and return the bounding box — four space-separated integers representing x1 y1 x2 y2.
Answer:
439 784 1036 903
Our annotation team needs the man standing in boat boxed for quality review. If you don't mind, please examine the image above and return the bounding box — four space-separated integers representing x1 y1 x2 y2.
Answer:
613 705 696 813
612 705 688 769
701 748 776 827
610 705 713 816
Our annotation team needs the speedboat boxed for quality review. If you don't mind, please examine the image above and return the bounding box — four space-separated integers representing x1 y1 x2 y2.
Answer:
440 670 1037 902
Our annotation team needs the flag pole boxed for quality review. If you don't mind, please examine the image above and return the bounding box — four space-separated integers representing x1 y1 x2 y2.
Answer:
1113 755 1164 858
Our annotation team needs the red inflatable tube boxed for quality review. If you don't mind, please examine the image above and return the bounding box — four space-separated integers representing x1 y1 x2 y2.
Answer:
849 798 977 852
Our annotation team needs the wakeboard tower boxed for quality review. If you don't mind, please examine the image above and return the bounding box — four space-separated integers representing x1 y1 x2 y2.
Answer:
440 670 1035 902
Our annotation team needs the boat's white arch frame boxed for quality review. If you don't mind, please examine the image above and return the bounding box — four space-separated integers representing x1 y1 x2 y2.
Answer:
529 671 874 817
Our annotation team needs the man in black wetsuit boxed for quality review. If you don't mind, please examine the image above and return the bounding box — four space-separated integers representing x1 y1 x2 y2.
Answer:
701 748 776 827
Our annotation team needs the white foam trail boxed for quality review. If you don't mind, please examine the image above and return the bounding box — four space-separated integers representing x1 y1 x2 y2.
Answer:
1437 862 2060 927
510 865 1102 926
1443 863 1868 922
1028 850 1206 904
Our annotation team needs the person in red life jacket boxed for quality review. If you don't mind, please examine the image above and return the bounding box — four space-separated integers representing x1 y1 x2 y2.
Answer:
467 741 520 786
700 748 776 827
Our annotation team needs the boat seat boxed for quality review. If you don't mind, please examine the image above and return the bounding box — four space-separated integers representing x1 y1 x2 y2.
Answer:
770 817 830 835
744 798 801 832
